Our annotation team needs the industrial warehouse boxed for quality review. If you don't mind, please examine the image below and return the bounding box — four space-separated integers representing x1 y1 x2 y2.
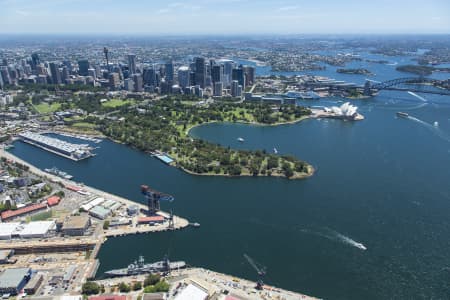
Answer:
0 221 56 240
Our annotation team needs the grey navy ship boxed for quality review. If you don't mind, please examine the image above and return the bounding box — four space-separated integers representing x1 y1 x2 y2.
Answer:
104 256 186 277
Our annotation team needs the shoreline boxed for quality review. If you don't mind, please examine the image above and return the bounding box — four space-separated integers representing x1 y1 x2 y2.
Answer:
55 116 315 180
185 115 312 136
177 163 315 180
0 147 189 230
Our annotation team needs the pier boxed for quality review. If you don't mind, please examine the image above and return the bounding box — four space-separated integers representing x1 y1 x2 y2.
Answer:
18 131 94 161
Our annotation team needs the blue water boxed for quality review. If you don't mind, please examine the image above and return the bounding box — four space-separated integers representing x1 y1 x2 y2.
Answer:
8 57 450 299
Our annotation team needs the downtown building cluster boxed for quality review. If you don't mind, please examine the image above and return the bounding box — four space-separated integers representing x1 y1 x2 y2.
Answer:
0 52 256 98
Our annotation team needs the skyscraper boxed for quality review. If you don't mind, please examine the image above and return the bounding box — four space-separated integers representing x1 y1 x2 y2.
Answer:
31 53 40 71
0 67 11 85
214 82 223 97
222 60 234 87
128 54 137 74
49 62 62 84
243 66 255 86
232 67 245 89
108 72 120 90
177 66 190 88
133 73 143 92
231 80 239 97
194 57 206 88
61 66 69 83
165 61 174 82
143 67 157 87
211 65 223 84
78 60 90 76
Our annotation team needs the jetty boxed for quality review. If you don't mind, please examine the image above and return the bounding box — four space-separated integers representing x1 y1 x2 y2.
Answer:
18 131 94 161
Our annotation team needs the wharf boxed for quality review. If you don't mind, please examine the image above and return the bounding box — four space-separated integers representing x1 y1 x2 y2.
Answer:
0 148 190 234
94 267 321 300
0 239 96 254
18 131 94 161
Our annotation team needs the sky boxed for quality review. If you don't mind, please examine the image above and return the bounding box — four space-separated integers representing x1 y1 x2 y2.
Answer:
0 0 449 35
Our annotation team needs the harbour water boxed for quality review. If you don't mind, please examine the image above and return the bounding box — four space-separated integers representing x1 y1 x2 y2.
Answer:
8 54 450 299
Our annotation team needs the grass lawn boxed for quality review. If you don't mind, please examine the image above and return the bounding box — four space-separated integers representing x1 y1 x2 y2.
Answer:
101 98 135 108
34 102 61 114
28 210 53 221
71 122 97 129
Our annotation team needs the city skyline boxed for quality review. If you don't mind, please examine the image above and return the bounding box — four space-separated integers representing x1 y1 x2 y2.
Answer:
1 0 449 35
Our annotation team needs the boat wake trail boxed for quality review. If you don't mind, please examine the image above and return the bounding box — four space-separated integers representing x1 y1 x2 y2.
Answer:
407 91 427 102
299 227 367 251
331 230 367 250
407 115 450 143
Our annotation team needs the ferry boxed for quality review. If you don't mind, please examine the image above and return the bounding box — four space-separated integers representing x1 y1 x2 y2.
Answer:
237 137 245 142
396 112 409 118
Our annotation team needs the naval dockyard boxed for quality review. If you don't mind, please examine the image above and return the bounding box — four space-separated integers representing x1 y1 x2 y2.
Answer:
0 140 319 300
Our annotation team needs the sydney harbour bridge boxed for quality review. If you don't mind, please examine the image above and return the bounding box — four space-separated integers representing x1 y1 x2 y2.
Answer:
364 77 450 96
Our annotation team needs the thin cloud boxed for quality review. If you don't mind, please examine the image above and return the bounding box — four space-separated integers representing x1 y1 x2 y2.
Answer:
278 5 299 11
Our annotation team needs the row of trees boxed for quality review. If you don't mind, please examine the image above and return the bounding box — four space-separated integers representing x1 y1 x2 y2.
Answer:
81 273 169 295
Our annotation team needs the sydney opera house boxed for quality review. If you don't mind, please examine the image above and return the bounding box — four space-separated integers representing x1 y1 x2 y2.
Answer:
314 102 364 121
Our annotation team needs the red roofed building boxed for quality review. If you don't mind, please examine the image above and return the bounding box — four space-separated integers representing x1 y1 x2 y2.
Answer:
137 216 165 224
89 296 129 300
65 185 82 192
1 202 47 221
46 196 61 206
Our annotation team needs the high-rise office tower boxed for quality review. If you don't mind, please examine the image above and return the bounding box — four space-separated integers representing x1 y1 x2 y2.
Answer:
108 72 120 90
231 80 239 97
49 62 62 84
128 54 137 74
165 61 174 82
222 60 234 87
124 78 134 91
211 64 223 84
214 82 223 97
31 53 40 71
78 60 90 76
133 73 143 92
194 57 206 88
61 66 69 83
177 66 190 88
232 67 245 89
0 67 12 84
243 66 255 86
143 67 157 87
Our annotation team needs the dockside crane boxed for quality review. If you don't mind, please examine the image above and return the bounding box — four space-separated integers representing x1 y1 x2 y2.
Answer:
243 253 266 290
141 185 174 215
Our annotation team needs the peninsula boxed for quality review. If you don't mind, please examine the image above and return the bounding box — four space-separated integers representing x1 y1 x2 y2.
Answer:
336 68 373 75
96 98 314 179
396 64 450 75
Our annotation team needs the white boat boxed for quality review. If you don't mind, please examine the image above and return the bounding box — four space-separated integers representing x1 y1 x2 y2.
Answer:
354 242 367 250
237 137 245 142
273 148 278 154
434 121 439 127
